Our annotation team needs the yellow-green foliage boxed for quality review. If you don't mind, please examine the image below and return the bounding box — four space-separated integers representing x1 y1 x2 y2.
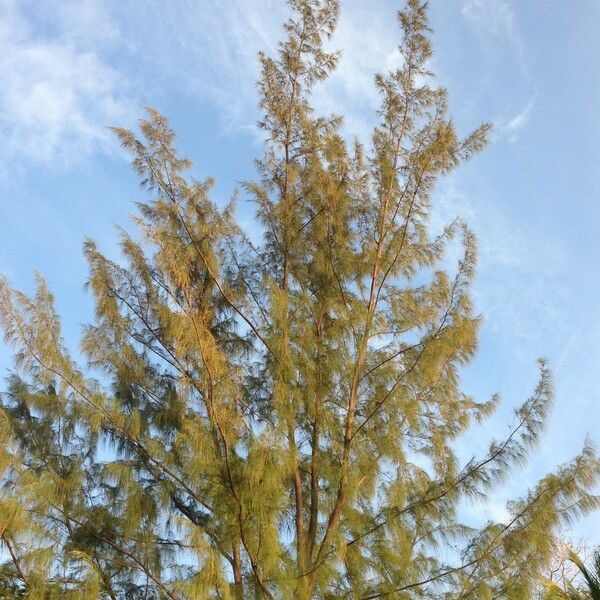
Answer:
0 1 598 599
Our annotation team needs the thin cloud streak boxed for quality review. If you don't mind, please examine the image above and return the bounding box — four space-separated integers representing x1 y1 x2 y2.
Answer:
504 98 534 142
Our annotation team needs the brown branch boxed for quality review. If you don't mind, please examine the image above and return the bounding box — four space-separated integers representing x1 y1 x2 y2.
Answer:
1 533 29 589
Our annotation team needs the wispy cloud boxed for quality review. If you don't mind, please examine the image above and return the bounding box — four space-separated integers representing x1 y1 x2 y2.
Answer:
504 98 534 142
0 0 478 174
433 175 570 359
462 0 529 83
106 0 288 133
315 3 404 141
0 0 133 172
107 0 404 143
460 0 535 145
506 99 533 133
462 0 515 37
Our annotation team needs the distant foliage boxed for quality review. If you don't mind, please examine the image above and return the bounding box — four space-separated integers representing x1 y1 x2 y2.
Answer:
1 1 598 598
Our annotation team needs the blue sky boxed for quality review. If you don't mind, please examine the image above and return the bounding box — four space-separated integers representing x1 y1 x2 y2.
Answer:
2 0 600 542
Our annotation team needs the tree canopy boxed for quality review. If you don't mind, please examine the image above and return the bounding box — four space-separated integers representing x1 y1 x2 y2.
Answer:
1 1 599 598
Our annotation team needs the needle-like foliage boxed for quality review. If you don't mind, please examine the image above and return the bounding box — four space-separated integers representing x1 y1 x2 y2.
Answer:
1 2 599 598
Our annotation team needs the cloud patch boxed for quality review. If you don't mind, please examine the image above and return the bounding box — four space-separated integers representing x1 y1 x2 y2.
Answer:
504 99 534 142
462 0 515 37
0 0 133 171
107 0 406 143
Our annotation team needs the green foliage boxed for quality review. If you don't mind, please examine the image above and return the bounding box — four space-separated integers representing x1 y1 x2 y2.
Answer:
1 1 599 598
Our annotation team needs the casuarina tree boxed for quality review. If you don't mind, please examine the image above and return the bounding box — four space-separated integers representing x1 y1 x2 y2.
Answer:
1 1 598 598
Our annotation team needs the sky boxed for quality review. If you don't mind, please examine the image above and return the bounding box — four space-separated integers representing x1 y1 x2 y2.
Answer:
2 0 600 543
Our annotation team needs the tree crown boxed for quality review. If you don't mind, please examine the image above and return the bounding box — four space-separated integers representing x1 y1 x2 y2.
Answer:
1 2 598 599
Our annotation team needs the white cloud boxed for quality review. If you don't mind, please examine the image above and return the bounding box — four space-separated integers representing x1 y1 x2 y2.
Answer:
0 0 133 171
107 0 287 132
0 0 535 177
504 98 534 142
109 0 404 143
506 100 532 132
43 0 121 48
314 3 404 141
462 0 515 37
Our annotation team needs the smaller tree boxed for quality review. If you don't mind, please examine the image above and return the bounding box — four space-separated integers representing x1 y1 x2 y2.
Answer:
542 548 600 600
